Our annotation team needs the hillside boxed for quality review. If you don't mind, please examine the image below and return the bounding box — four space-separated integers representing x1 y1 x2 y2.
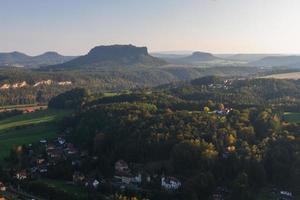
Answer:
226 54 282 62
46 45 167 70
160 76 300 111
162 51 221 64
250 55 300 67
55 86 300 200
0 51 76 68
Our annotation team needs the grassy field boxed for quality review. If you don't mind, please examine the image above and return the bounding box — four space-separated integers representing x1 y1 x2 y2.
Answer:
284 112 300 123
262 72 300 80
0 109 71 160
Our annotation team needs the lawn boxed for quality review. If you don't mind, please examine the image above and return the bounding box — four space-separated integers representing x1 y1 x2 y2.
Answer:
0 109 71 160
283 112 300 123
0 124 59 160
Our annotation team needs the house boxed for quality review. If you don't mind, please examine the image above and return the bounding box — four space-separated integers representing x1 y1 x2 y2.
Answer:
40 139 47 144
115 160 129 172
16 170 27 180
114 171 134 185
48 149 62 158
93 179 99 188
36 158 45 165
39 168 48 173
213 108 232 116
57 137 66 145
65 143 77 155
161 176 181 190
226 145 236 153
279 191 292 200
0 182 6 192
24 108 35 113
46 144 56 151
73 172 85 183
114 170 142 185
132 173 142 184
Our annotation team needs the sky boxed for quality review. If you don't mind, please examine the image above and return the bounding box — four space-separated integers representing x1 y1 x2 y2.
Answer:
1 0 300 55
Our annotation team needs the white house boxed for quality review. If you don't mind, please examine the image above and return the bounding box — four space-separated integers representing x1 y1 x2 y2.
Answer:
93 179 99 188
16 170 27 180
114 172 142 185
57 137 66 145
280 191 292 199
161 176 181 190
0 182 6 192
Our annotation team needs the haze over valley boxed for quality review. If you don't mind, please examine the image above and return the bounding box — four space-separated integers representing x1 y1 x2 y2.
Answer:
1 1 300 200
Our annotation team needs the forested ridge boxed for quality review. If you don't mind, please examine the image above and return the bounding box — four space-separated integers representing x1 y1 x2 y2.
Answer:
2 76 300 200
0 67 259 106
44 77 300 199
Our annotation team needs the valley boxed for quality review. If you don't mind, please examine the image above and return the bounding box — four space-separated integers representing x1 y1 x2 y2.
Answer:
0 75 299 199
0 45 300 200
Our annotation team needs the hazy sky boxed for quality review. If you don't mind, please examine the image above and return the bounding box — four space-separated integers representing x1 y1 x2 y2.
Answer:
1 0 300 55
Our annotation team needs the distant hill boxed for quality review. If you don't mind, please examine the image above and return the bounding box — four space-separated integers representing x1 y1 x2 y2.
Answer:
250 56 300 67
0 51 76 68
46 45 167 70
162 51 222 65
0 52 30 67
225 54 282 62
150 53 188 59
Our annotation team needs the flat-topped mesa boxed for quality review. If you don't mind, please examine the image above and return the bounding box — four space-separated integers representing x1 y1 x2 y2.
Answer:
88 45 148 60
188 51 218 61
82 45 150 65
45 44 166 70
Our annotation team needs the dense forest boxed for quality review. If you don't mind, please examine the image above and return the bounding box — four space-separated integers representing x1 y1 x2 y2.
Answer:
0 66 260 106
161 76 300 111
43 77 300 199
2 75 300 199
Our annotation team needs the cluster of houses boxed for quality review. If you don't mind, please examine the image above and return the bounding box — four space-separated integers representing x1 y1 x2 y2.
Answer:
112 160 181 191
14 137 77 181
213 108 233 115
13 136 182 193
279 190 293 200
207 79 232 90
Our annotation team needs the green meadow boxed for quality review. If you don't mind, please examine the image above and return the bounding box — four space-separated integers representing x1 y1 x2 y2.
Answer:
0 109 71 160
284 112 300 123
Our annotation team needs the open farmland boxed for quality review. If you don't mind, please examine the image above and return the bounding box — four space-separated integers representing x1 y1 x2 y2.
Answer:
262 72 300 80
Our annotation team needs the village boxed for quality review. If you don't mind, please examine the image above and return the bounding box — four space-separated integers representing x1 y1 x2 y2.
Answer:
0 134 183 199
0 103 295 200
0 132 294 200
